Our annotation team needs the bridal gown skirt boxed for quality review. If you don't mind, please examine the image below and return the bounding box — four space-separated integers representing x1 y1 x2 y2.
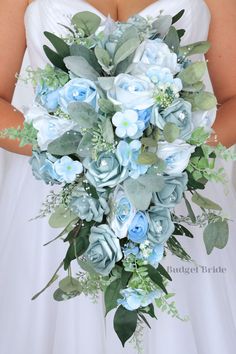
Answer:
1 1 236 353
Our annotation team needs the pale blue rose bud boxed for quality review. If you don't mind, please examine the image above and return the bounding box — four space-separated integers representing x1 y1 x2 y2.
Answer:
85 225 122 276
147 206 175 245
29 151 62 185
128 212 149 244
153 173 188 208
36 83 60 112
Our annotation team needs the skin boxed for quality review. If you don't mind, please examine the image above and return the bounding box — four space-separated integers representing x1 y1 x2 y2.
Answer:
0 0 235 156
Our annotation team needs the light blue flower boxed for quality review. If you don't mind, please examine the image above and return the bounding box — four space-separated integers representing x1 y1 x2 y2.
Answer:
108 186 136 238
59 78 97 112
108 74 155 110
133 39 181 74
118 288 161 311
116 140 149 179
146 66 182 92
128 212 149 244
69 187 109 222
147 244 165 268
123 242 140 257
152 99 194 140
83 152 128 191
54 156 83 183
36 83 60 112
157 140 195 175
112 109 145 139
153 173 188 208
29 151 62 185
84 224 122 276
147 206 175 245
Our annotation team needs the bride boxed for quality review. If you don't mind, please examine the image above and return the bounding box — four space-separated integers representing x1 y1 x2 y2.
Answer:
0 0 236 353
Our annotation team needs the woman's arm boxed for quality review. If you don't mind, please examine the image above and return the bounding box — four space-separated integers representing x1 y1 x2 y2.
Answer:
0 0 32 155
205 0 236 147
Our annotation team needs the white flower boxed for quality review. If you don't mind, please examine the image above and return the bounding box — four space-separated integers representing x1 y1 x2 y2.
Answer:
24 104 76 150
157 140 195 175
112 110 144 138
107 74 155 110
133 40 181 74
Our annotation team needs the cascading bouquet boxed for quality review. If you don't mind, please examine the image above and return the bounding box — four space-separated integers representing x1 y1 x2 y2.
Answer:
2 9 235 348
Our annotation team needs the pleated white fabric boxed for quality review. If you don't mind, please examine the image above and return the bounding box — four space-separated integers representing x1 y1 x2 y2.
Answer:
0 1 236 353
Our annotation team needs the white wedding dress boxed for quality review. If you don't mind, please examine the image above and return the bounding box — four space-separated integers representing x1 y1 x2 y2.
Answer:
0 0 236 353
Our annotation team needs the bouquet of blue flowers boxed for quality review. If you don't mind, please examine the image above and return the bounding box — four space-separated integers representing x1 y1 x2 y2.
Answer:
2 9 234 347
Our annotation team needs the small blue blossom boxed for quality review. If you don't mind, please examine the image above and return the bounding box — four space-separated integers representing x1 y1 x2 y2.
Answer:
54 156 83 183
118 288 161 311
116 140 149 179
112 110 144 138
128 212 149 244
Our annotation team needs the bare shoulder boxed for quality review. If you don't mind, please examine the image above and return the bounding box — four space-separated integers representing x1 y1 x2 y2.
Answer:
204 0 236 103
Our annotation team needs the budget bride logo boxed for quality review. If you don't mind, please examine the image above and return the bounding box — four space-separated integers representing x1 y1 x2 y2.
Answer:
167 265 227 275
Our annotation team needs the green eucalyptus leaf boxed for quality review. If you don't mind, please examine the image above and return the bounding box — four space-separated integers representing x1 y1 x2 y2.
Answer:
64 56 99 80
152 15 172 38
203 221 229 255
184 196 197 223
164 26 180 54
53 288 79 302
77 259 97 274
77 132 93 158
70 44 102 73
101 118 114 144
59 276 83 294
44 31 70 58
97 77 115 91
43 45 67 71
167 236 191 261
163 122 180 143
137 174 165 193
179 41 211 57
178 62 206 85
105 278 122 315
95 46 110 68
98 98 116 114
115 26 139 50
68 102 97 128
177 29 185 39
71 11 101 36
146 265 168 294
114 306 138 347
124 178 152 211
138 151 158 165
49 206 77 228
113 38 140 66
157 264 172 281
47 130 82 156
141 137 158 147
193 91 217 111
182 81 205 92
172 9 185 24
192 192 222 210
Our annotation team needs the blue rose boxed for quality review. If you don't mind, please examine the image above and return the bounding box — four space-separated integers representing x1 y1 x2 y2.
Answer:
83 152 128 191
108 74 155 110
29 151 62 185
84 224 122 276
118 288 161 311
116 140 149 179
36 83 60 112
153 173 188 208
59 78 97 112
147 206 175 245
69 187 109 222
152 99 194 140
128 212 149 244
